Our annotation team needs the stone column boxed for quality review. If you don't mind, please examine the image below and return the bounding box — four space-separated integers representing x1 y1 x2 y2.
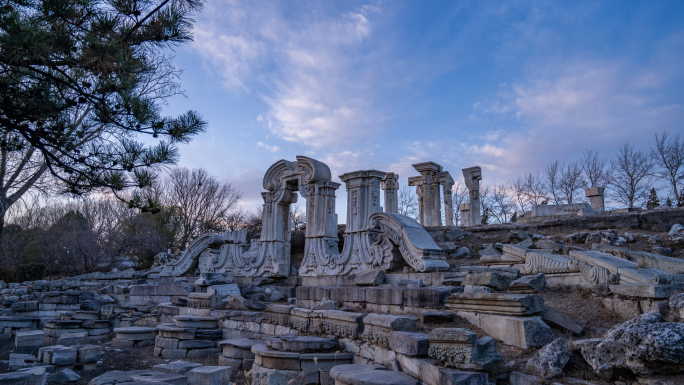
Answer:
409 162 443 227
585 187 605 212
341 170 386 233
438 172 455 226
381 172 399 214
462 166 482 226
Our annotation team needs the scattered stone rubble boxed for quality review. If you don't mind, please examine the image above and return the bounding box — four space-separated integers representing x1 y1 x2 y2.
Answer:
1 157 684 385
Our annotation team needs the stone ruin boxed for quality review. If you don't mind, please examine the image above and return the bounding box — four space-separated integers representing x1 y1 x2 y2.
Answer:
1 155 684 385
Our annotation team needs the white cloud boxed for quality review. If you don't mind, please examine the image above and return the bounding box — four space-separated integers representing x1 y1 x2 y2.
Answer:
256 141 280 153
192 2 384 148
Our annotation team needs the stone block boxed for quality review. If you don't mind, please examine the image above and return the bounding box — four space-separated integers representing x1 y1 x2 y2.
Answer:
51 347 77 366
541 307 583 335
174 316 218 329
462 270 518 290
508 274 546 293
187 366 232 385
114 327 157 341
419 311 454 324
365 287 403 305
157 286 191 296
77 345 103 363
476 314 554 349
178 340 215 349
389 331 430 356
110 339 134 349
217 356 241 368
129 285 158 296
438 369 489 385
15 330 44 351
9 353 38 371
186 348 221 358
57 332 88 346
403 287 456 308
355 270 385 286
161 348 188 359
300 352 353 371
47 368 80 383
157 325 196 340
152 360 202 375
0 368 47 385
329 287 366 302
445 293 544 315
219 339 258 359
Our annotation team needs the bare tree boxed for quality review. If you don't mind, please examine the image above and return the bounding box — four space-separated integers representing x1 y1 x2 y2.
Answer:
490 184 515 223
162 168 242 248
558 161 585 204
523 172 548 206
651 132 684 205
610 142 655 208
451 182 469 225
290 204 306 230
398 186 419 220
581 149 609 188
543 161 562 204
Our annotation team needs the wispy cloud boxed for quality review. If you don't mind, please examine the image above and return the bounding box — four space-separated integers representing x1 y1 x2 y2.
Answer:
192 1 384 148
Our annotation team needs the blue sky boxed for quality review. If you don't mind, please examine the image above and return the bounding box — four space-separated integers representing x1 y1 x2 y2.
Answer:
162 1 684 211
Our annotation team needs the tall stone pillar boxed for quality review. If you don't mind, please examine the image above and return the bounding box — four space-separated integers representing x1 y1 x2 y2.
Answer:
381 172 399 214
462 166 482 227
440 173 455 226
585 187 605 212
409 162 443 227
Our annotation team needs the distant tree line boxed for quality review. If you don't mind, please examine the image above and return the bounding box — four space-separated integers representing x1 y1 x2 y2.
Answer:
398 131 684 225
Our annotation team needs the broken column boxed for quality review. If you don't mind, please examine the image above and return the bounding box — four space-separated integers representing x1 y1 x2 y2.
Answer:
585 187 605 212
462 166 482 227
381 172 399 214
408 162 453 227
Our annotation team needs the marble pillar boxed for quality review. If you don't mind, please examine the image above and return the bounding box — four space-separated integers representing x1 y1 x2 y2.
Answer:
462 166 482 227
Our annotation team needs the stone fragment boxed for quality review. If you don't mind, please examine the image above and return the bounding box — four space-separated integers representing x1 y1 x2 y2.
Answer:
88 371 133 385
419 311 454 324
508 274 546 293
51 347 77 366
445 293 544 315
463 285 491 294
57 332 87 346
0 368 47 385
329 364 419 385
15 330 44 354
465 314 554 349
524 338 570 379
451 247 471 259
152 360 202 375
518 239 534 249
403 287 456 308
127 370 187 385
427 328 503 370
478 245 501 257
219 339 259 359
187 366 232 385
9 353 38 371
438 370 489 385
274 335 336 353
462 270 517 290
161 349 188 359
509 371 541 385
77 345 103 364
47 368 80 383
243 299 266 311
578 311 684 379
388 331 430 357
354 269 384 286
541 307 583 335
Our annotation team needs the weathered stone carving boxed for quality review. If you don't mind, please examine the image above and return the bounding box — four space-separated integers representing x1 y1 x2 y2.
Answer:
408 162 454 227
461 166 482 227
160 233 225 277
164 157 451 277
585 187 606 212
524 252 573 275
427 328 502 370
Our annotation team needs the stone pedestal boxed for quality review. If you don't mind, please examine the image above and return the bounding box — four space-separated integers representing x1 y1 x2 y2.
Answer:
585 187 605 212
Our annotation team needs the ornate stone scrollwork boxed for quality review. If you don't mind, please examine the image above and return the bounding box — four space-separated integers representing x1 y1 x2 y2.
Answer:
159 233 224 277
523 252 571 274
